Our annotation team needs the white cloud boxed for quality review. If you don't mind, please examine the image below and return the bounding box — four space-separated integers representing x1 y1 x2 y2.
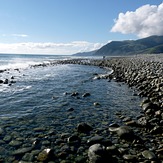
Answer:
2 34 29 38
12 34 28 37
0 41 104 55
111 3 163 38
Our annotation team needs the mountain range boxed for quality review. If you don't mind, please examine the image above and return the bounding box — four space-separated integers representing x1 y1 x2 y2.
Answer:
73 35 163 56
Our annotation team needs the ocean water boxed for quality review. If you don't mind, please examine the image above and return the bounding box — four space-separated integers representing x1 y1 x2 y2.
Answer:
0 53 142 121
0 54 143 159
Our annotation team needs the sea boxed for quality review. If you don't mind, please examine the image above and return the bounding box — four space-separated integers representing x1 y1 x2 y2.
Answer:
0 54 142 159
0 53 143 122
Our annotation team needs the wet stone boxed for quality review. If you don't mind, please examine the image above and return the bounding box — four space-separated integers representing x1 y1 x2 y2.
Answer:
37 148 54 162
87 135 104 145
106 145 119 155
93 102 100 106
82 92 91 97
88 144 108 163
67 108 74 111
71 92 79 96
142 150 156 160
9 140 22 147
125 120 137 126
137 116 147 126
122 117 132 122
3 135 12 142
0 128 4 135
150 126 163 135
77 122 93 133
41 140 51 145
67 135 80 144
12 147 33 155
75 155 86 163
22 152 34 162
109 123 120 127
109 126 135 140
123 154 137 161
33 127 46 132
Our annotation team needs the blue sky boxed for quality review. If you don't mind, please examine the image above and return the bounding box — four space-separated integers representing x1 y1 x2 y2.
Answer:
0 0 163 54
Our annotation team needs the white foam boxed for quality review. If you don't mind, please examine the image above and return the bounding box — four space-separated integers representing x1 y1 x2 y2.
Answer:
0 85 32 93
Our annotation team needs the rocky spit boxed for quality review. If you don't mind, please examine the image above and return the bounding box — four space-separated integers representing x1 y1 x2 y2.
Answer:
0 54 163 163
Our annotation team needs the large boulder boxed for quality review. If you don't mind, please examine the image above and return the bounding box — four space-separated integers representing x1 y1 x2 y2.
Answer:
88 144 109 163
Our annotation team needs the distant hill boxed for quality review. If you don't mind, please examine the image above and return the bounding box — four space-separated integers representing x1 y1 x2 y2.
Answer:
94 35 163 56
73 35 163 56
73 50 97 56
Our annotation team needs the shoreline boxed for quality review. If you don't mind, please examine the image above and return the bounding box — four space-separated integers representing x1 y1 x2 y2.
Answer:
53 54 163 162
56 54 162 108
0 54 162 162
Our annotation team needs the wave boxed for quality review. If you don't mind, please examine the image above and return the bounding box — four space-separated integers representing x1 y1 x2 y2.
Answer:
0 85 32 93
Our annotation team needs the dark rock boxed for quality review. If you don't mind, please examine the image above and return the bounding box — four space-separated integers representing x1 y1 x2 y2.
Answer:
3 79 8 84
67 135 80 144
75 156 87 163
93 102 100 106
37 148 54 162
109 126 135 140
125 120 138 127
67 108 74 111
22 152 34 162
88 144 108 163
122 117 132 122
137 117 147 126
9 140 22 147
82 92 91 97
71 92 79 96
150 126 163 135
109 123 120 128
106 145 119 155
142 150 156 160
0 128 4 136
12 147 33 155
10 80 16 83
142 102 153 112
77 122 93 133
87 136 104 145
123 154 137 161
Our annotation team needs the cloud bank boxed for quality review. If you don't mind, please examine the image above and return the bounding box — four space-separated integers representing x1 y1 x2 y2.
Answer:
0 41 104 55
111 3 163 38
12 34 28 37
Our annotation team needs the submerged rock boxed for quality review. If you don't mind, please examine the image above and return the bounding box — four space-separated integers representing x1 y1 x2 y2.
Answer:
77 122 93 133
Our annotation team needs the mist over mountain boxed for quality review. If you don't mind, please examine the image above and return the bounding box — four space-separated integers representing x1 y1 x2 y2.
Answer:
73 35 163 56
72 50 97 56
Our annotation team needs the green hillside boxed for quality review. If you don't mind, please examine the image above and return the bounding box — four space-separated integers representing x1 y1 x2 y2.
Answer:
72 35 163 56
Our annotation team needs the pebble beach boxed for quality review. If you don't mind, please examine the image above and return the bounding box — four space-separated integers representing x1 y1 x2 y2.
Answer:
51 54 163 163
0 54 162 163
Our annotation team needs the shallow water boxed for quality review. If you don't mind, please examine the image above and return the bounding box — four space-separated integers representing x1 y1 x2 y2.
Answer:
0 54 142 159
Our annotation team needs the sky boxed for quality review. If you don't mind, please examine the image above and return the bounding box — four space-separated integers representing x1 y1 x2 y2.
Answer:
0 0 163 55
